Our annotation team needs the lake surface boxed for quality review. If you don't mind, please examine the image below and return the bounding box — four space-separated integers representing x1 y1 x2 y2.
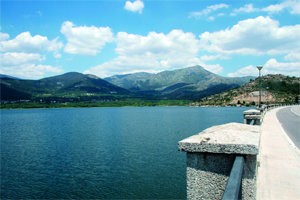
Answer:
1 106 252 199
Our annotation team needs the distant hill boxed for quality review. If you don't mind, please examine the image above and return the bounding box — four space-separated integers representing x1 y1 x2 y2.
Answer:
0 74 22 80
105 65 253 99
191 74 300 106
0 66 254 102
0 72 130 101
0 83 32 100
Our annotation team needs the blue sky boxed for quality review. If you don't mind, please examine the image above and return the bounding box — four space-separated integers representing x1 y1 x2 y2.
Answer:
1 0 300 79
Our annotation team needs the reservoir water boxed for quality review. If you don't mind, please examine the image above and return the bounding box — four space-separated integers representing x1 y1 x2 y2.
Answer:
1 106 252 199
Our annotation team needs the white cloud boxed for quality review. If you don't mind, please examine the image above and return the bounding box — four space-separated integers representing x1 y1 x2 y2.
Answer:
199 16 300 55
53 52 62 58
189 3 229 19
84 55 162 78
231 4 259 16
0 32 9 41
60 21 114 56
36 64 62 73
0 32 62 54
263 4 285 13
0 32 63 79
0 52 62 79
84 29 223 77
124 0 144 14
0 52 43 66
263 0 300 15
208 16 215 21
115 30 199 58
0 64 63 79
284 52 300 61
230 1 300 16
228 59 300 77
200 54 230 61
228 65 258 77
263 59 300 76
202 64 223 74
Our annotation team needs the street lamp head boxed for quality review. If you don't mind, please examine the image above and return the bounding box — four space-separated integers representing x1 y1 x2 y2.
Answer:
257 66 263 71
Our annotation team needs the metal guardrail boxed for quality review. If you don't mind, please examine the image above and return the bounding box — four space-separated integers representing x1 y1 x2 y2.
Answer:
222 156 245 200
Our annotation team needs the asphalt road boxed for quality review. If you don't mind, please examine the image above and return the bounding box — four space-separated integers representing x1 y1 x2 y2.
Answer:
276 106 300 150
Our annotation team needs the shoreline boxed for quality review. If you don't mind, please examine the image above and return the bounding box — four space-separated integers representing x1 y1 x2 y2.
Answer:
0 100 191 110
1 104 254 110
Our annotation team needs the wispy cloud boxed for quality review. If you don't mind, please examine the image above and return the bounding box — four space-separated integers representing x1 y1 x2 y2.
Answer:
231 1 300 16
284 52 300 61
262 0 300 15
200 54 230 61
189 3 229 19
37 10 42 16
230 4 259 16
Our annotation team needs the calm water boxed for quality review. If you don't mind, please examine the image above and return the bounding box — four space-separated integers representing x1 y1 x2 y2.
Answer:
1 107 251 199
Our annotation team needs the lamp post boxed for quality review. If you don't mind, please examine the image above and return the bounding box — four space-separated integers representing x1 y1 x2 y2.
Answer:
257 66 263 108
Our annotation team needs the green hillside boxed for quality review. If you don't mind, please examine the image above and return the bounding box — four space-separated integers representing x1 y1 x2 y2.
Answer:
0 72 130 102
2 71 298 109
1 66 254 105
191 74 300 107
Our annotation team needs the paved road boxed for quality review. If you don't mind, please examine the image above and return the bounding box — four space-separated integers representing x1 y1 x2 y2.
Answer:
276 106 300 150
257 106 300 200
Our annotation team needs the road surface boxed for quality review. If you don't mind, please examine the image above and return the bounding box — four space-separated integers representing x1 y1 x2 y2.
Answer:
257 106 300 200
276 106 300 150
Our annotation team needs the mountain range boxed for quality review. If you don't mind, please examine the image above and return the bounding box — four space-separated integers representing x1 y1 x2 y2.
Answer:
104 65 253 99
1 72 129 101
1 65 253 101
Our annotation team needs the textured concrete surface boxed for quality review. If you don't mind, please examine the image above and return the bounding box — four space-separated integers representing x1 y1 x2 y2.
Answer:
243 109 261 115
244 115 262 125
179 122 259 200
243 109 262 125
257 106 300 200
244 115 261 120
178 123 260 155
186 153 234 200
186 153 257 200
241 155 257 200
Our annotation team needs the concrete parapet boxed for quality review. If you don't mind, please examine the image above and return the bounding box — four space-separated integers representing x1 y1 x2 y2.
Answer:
243 109 261 115
243 109 262 125
178 123 260 200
